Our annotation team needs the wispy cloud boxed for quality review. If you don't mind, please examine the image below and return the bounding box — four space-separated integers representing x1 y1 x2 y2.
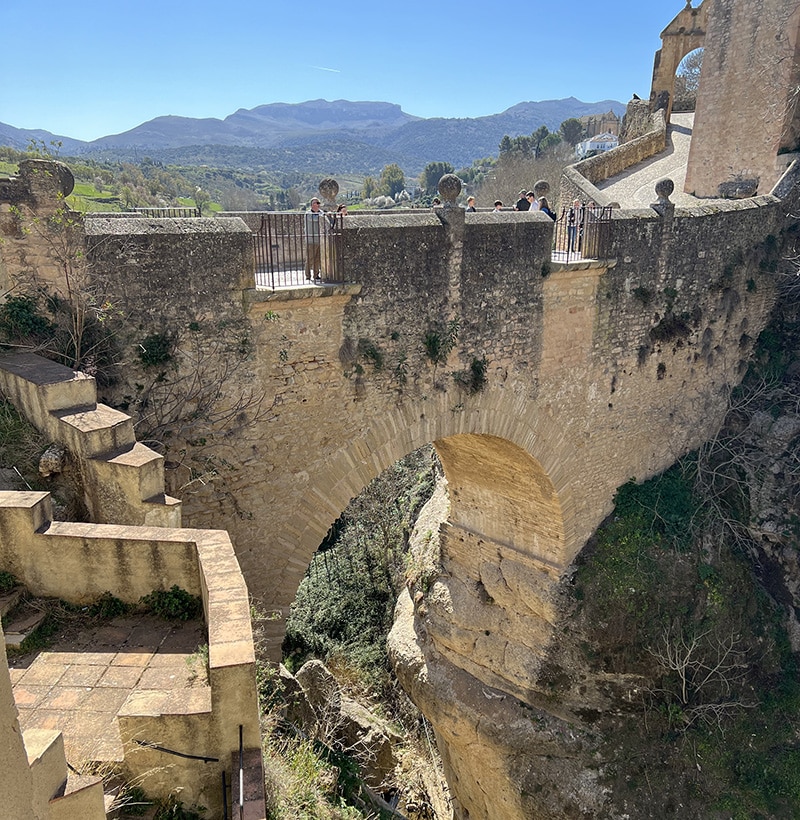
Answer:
310 65 341 73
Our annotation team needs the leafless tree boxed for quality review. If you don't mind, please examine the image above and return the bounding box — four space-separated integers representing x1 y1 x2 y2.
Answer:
647 619 754 730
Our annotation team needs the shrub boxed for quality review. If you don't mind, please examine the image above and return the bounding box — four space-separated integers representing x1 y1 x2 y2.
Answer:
141 586 202 621
88 591 129 619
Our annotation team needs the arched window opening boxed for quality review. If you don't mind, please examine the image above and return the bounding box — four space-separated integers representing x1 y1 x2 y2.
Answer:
674 47 704 112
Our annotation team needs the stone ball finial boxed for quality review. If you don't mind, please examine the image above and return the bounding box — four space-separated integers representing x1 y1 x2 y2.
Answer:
437 174 462 205
655 178 674 203
533 179 550 199
18 159 75 199
318 178 339 206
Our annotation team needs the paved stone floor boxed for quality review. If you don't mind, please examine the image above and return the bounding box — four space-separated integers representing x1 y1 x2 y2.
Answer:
597 112 730 209
9 614 207 766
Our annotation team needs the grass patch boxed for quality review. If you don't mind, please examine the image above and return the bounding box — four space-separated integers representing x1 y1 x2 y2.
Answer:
0 398 47 486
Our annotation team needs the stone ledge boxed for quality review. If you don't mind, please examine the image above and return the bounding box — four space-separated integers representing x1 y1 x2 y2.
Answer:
245 283 362 304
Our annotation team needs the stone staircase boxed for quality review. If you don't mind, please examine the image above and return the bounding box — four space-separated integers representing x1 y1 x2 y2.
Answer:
0 352 180 527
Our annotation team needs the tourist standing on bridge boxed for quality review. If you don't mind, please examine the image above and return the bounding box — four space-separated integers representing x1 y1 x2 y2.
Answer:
539 197 556 220
514 190 530 211
466 196 476 212
567 199 582 253
304 197 324 282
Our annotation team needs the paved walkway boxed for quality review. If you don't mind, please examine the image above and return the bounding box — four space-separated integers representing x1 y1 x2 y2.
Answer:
597 112 728 209
10 613 207 765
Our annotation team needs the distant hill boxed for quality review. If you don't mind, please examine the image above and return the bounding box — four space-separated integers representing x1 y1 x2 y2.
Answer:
0 97 625 175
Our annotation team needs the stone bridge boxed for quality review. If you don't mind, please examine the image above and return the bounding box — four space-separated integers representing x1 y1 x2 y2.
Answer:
2 156 800 817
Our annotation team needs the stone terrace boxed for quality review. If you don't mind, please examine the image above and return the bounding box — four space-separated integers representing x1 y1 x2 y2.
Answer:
10 612 206 765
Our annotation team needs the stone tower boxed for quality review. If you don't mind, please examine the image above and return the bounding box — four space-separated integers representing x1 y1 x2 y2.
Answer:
684 0 800 197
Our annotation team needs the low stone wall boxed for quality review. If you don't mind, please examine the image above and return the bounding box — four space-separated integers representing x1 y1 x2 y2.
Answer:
0 489 260 817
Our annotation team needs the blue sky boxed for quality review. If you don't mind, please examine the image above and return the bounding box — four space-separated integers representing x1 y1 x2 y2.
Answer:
3 0 682 142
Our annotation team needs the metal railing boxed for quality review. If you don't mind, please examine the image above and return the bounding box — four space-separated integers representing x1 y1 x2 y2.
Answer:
250 205 611 290
133 206 201 218
551 203 613 262
253 211 345 289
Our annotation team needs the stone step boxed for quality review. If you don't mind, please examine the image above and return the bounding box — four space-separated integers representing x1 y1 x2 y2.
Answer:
0 587 22 617
5 608 47 647
49 771 106 820
54 403 135 458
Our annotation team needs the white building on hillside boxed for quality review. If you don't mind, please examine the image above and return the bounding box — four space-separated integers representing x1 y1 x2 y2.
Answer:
575 132 619 160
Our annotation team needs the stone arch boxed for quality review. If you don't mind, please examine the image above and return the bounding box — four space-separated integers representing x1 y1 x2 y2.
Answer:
260 389 583 658
650 1 708 122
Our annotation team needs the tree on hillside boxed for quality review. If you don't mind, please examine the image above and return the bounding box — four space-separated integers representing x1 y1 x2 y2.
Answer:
193 187 210 215
420 161 455 195
541 132 563 153
560 118 584 146
362 176 377 199
380 163 406 197
532 125 550 158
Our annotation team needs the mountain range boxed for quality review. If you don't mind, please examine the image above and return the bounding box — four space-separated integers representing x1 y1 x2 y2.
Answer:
0 97 626 175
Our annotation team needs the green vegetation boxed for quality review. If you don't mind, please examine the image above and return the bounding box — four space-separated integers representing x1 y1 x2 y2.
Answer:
0 571 17 594
0 398 47 487
0 206 123 384
570 296 800 818
265 447 443 818
87 592 130 619
419 161 455 196
423 319 459 367
378 163 405 197
452 356 488 394
137 332 173 368
574 459 800 817
0 144 310 213
140 586 203 621
499 121 569 160
284 447 438 694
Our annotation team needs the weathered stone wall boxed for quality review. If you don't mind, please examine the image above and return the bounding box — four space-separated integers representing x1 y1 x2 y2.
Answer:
73 196 791 668
0 623 38 819
0 352 181 527
84 215 254 322
686 0 800 196
0 489 261 817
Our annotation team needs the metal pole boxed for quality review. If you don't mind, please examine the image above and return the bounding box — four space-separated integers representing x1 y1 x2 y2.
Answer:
239 724 244 820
